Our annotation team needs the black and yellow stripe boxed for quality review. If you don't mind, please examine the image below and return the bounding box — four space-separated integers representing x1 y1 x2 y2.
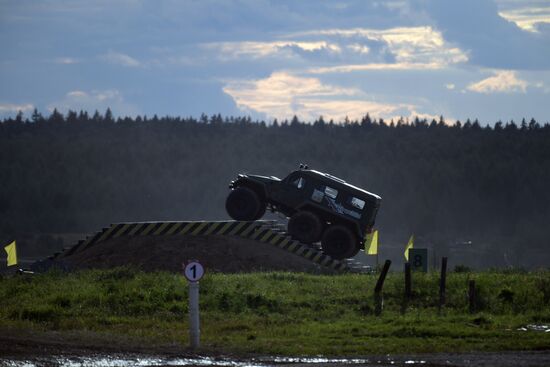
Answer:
56 220 350 272
61 221 263 258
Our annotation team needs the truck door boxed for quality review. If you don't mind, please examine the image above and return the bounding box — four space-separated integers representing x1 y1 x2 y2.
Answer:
270 172 308 210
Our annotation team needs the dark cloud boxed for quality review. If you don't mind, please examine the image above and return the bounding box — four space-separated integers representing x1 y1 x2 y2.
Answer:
418 0 550 69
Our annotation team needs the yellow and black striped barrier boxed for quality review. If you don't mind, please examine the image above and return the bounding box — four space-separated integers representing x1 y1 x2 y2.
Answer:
55 220 349 272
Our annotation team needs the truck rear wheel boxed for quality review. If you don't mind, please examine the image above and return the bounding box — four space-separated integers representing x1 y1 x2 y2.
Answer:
345 244 361 258
226 187 263 221
288 211 323 244
321 225 357 260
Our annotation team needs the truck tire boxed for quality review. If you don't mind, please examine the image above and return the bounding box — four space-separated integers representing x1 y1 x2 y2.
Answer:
225 187 263 221
345 244 361 258
288 211 323 244
253 201 267 220
321 225 357 260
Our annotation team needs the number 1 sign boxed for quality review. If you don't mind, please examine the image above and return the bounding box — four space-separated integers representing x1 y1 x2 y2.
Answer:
184 261 204 282
183 260 204 349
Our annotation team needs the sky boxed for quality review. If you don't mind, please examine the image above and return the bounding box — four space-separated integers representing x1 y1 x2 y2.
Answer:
1 0 549 124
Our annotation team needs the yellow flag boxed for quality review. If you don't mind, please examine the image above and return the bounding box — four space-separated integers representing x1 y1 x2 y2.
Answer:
365 230 378 255
4 241 17 266
404 235 414 261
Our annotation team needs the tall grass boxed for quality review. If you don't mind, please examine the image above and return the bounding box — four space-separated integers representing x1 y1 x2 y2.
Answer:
1 268 549 355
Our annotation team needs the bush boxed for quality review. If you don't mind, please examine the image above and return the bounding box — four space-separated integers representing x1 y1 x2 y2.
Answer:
454 265 471 273
17 306 59 323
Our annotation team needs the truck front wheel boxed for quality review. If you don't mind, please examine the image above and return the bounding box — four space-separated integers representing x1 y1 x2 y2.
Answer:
321 225 357 260
226 187 264 221
288 211 323 244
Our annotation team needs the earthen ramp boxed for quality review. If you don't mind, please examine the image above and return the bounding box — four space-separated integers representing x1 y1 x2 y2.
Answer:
32 221 352 273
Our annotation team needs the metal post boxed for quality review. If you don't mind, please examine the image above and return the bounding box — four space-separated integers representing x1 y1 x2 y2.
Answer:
189 281 200 349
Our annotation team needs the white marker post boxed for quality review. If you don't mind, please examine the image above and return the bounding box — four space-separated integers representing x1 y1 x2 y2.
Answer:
184 260 204 349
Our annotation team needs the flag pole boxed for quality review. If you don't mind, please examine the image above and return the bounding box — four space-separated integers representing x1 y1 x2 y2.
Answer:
376 231 379 269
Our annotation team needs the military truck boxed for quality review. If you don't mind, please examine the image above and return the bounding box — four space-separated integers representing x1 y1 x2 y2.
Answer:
225 166 381 259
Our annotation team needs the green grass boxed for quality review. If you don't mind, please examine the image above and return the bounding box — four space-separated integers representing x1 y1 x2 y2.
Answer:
1 268 550 355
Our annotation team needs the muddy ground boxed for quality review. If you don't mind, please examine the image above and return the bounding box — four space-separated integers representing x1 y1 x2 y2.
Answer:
2 329 550 367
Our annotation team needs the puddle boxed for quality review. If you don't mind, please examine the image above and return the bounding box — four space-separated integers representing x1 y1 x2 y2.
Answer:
0 355 429 367
516 324 550 332
265 356 425 365
3 352 550 367
0 356 263 367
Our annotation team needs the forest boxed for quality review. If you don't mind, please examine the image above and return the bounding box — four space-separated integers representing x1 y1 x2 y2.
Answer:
1 108 549 268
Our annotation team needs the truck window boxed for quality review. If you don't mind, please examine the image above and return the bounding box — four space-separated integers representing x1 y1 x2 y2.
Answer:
292 177 305 189
311 189 324 202
324 186 338 199
350 197 365 210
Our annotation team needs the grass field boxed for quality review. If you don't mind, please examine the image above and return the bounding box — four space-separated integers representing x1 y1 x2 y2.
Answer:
1 268 550 356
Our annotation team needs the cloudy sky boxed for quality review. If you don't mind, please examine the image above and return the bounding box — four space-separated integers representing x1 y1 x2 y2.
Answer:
1 0 549 124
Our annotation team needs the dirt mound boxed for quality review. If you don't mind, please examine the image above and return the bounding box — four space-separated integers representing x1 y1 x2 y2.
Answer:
61 234 331 273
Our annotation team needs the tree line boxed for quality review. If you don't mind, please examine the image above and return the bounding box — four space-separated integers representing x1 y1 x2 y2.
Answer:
1 108 549 267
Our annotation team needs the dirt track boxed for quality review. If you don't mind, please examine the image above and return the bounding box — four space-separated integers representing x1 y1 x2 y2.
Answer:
2 330 550 367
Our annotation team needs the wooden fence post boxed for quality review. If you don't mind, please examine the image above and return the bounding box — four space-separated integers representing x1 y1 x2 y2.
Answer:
469 280 476 314
374 260 392 316
405 262 412 299
438 257 448 312
401 262 412 314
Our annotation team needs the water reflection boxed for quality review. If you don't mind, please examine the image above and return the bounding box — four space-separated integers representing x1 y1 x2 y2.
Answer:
516 324 550 332
3 352 550 367
0 355 428 367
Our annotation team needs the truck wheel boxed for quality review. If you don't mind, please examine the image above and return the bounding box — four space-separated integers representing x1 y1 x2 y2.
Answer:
253 201 267 220
288 211 323 244
225 187 262 221
321 225 357 260
345 244 361 258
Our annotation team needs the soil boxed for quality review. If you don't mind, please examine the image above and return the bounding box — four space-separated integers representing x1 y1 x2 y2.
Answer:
2 329 550 367
57 234 332 274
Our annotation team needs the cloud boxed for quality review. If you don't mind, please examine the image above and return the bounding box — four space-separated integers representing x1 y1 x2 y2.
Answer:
497 4 550 32
422 0 550 69
223 72 416 122
0 103 34 115
445 83 455 90
49 89 139 116
3 0 549 125
308 62 444 74
197 25 472 92
203 41 342 61
291 27 468 66
53 57 80 65
208 26 467 72
100 51 141 67
347 43 370 54
467 70 528 93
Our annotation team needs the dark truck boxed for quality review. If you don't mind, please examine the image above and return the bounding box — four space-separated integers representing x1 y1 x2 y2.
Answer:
225 166 381 259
